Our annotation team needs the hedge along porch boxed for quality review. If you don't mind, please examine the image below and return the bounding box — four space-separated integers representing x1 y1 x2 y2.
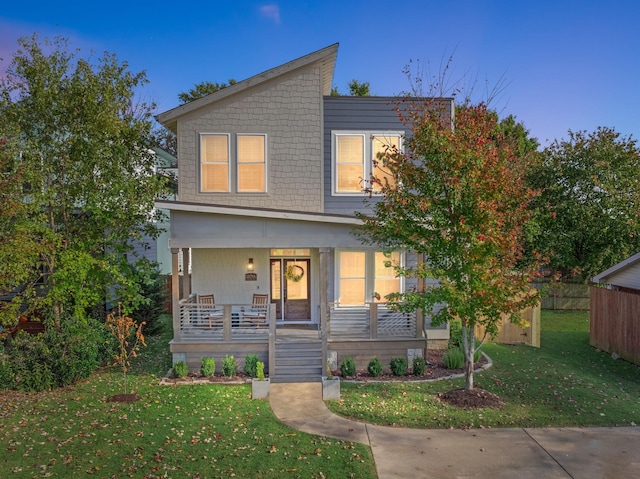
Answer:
163 202 448 381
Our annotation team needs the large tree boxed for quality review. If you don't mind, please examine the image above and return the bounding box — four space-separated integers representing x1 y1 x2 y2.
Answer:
177 79 237 104
357 102 543 390
152 79 239 158
0 35 167 327
330 79 371 96
528 127 640 280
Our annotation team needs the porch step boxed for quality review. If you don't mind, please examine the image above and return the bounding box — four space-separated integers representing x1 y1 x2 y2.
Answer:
271 339 323 383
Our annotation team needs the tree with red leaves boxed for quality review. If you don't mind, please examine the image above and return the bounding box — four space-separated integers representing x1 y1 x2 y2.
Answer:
357 101 544 390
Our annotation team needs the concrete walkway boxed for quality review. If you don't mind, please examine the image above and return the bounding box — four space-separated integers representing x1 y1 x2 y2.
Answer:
269 382 640 479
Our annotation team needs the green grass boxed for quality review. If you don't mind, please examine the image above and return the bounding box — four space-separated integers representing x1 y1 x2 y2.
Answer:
4 310 639 476
328 310 640 429
0 315 376 479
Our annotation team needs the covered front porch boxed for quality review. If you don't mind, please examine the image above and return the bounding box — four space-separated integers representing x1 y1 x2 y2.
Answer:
163 203 448 381
170 292 431 381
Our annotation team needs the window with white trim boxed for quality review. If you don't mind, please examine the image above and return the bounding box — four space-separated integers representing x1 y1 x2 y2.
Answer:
332 131 402 195
200 133 267 193
336 250 402 305
237 134 266 192
200 134 230 192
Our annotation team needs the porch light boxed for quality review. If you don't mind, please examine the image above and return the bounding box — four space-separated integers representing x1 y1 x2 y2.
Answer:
247 258 254 271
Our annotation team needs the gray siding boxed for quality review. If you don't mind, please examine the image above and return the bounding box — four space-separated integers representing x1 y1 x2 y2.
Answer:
323 96 453 216
603 263 640 290
323 96 406 216
132 233 158 266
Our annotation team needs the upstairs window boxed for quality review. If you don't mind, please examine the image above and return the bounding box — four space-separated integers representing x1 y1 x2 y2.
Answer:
332 131 402 195
200 133 267 193
371 135 400 192
237 134 266 193
200 134 230 192
335 134 365 193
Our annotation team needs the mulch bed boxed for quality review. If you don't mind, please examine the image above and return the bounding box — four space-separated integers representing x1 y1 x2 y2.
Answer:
159 350 501 409
340 349 487 382
339 349 503 409
437 388 505 409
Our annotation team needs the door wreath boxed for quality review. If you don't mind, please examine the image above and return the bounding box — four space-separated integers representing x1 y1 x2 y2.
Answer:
285 264 304 282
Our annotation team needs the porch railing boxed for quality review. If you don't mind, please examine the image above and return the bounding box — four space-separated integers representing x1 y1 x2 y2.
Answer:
327 302 417 339
178 299 271 341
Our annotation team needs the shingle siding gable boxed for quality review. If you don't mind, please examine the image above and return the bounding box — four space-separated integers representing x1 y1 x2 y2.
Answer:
177 65 324 212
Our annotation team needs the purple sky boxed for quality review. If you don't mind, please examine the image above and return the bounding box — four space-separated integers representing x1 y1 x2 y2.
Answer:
1 1 638 147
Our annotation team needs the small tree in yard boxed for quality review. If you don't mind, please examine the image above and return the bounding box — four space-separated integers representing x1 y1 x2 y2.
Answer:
106 304 146 396
357 101 544 391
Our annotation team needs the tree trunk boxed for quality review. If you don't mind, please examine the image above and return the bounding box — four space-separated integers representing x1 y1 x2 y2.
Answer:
465 357 474 390
462 321 475 390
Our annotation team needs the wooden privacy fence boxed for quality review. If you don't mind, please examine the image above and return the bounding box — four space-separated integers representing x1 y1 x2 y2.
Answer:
590 287 640 366
474 304 541 347
532 281 590 310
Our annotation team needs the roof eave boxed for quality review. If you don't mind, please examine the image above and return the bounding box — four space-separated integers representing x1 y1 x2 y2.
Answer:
156 43 338 131
154 200 362 226
592 251 640 283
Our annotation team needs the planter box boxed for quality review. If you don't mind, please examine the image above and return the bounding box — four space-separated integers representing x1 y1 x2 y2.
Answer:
322 376 340 400
251 378 270 399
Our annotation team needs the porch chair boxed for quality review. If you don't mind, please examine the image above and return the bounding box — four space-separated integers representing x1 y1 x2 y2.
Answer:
241 293 269 327
196 294 218 328
198 294 215 304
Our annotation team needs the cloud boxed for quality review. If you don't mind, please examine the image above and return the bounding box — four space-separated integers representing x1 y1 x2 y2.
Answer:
260 4 281 24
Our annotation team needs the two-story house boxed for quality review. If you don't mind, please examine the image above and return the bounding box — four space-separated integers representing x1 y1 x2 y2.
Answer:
155 43 453 381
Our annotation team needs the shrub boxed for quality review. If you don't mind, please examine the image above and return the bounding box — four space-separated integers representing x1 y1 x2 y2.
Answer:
128 266 169 335
55 316 113 384
443 348 465 369
256 361 265 380
1 315 113 392
244 354 259 378
412 356 426 376
367 357 383 377
449 319 462 348
339 356 356 377
222 355 237 377
200 357 215 377
0 355 15 390
173 360 189 378
390 357 408 376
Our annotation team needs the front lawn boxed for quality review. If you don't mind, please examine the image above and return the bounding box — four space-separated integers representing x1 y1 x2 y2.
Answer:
0 315 376 479
328 310 640 429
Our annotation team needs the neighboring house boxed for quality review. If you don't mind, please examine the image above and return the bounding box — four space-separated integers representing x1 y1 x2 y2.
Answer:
155 43 454 381
590 253 640 366
130 147 178 275
592 252 640 293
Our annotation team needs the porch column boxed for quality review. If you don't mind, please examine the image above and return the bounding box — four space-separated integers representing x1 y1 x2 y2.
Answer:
268 306 276 378
370 302 378 339
171 247 182 341
182 248 191 300
319 247 330 376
